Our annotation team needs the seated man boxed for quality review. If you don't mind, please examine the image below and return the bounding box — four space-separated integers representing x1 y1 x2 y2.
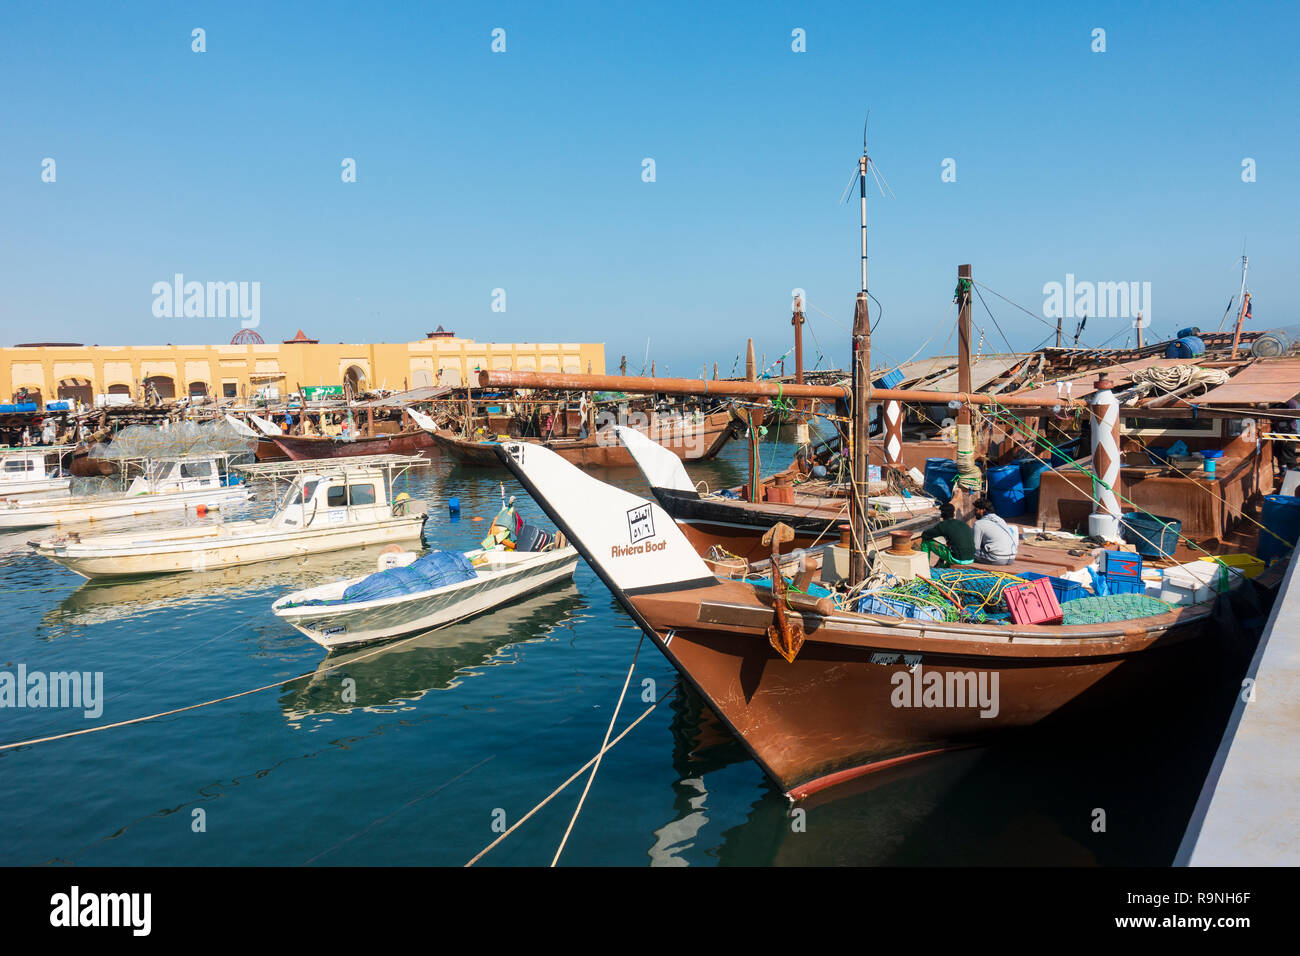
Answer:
972 496 1019 565
919 502 976 566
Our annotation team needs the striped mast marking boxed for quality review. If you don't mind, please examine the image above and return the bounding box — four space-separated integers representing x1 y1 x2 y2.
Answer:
1088 374 1123 540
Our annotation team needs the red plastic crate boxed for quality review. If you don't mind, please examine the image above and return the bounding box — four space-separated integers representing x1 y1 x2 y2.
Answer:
1003 577 1064 625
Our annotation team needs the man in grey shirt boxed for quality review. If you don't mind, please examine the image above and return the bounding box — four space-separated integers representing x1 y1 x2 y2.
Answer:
972 496 1018 565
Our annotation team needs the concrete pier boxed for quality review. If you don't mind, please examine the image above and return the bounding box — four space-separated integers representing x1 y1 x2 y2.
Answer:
1177 551 1300 865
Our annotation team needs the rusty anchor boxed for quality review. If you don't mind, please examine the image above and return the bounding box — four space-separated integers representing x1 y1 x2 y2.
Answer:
762 522 806 663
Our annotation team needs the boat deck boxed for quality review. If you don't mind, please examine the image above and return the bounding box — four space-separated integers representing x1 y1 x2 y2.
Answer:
970 539 1101 577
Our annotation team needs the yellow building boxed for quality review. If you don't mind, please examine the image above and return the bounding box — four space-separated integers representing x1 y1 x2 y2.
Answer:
1 330 605 406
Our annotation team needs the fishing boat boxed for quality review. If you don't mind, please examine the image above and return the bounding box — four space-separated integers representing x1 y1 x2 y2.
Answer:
268 429 438 461
423 404 740 469
476 136 1295 802
32 455 429 579
0 454 251 530
0 445 72 497
496 439 1260 798
273 541 579 648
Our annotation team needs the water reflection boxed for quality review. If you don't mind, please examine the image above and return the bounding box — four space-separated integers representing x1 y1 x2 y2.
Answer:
278 583 586 727
43 547 392 633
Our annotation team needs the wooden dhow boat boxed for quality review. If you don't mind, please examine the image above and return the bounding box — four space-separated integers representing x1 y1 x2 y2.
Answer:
496 439 1253 798
268 429 437 461
422 403 740 469
483 141 1282 800
32 455 429 578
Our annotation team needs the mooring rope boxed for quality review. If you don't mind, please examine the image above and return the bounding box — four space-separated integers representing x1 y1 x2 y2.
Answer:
0 602 514 753
550 632 644 866
465 677 678 867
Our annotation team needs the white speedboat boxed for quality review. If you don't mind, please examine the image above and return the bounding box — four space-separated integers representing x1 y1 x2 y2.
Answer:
32 454 429 579
0 454 250 530
273 543 580 649
0 445 73 497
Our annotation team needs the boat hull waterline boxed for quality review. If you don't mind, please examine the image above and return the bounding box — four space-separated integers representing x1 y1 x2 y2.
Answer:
34 514 427 579
0 485 252 530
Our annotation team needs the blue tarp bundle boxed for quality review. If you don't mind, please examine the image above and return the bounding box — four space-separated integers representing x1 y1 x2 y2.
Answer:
339 551 477 604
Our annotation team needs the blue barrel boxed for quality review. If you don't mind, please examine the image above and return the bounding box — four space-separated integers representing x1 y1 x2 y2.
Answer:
1016 456 1052 516
988 463 1027 517
1259 495 1300 563
923 457 958 501
1165 335 1206 359
1176 326 1201 339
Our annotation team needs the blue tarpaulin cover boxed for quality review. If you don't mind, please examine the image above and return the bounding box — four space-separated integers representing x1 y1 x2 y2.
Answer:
341 550 477 603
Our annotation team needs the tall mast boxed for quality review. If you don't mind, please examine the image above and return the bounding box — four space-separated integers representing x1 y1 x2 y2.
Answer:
850 150 871 587
792 296 805 385
1231 255 1250 359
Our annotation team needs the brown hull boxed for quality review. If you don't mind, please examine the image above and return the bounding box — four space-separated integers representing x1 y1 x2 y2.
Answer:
629 578 1214 798
270 430 436 461
435 410 737 469
255 438 288 462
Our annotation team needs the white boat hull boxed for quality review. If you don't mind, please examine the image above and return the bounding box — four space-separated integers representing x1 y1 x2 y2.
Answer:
0 477 72 498
35 515 427 579
274 547 580 648
0 485 251 530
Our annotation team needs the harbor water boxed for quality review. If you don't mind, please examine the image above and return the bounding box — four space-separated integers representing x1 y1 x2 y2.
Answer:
0 439 1255 865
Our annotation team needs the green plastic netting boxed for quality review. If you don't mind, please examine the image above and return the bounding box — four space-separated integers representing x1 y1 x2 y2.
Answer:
1060 593 1175 625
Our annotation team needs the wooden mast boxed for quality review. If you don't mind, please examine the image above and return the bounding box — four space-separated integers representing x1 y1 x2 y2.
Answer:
1231 255 1250 359
792 296 805 385
957 264 972 429
850 151 871 587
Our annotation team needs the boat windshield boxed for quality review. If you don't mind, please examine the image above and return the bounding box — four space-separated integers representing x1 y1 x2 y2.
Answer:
289 480 319 505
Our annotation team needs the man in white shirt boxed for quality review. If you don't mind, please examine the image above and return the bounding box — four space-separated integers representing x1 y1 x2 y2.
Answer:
973 496 1019 565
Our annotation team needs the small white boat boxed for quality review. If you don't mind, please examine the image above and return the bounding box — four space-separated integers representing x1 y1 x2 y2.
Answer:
0 445 72 498
273 544 580 649
0 454 250 530
32 454 429 579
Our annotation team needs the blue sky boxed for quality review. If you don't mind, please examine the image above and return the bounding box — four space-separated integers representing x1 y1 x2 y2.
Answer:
1 1 1294 375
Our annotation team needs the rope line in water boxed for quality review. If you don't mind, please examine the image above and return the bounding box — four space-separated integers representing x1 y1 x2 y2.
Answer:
465 678 678 867
0 603 509 753
550 632 644 866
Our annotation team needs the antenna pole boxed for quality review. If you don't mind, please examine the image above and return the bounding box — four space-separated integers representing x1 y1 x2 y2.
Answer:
859 155 868 294
850 149 871 587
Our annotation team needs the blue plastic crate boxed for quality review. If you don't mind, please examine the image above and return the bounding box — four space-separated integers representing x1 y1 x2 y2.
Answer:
1106 578 1146 595
858 593 946 622
1104 549 1143 581
1017 571 1087 604
872 367 904 390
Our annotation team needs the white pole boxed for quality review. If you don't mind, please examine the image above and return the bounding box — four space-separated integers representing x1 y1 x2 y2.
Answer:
859 156 868 294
